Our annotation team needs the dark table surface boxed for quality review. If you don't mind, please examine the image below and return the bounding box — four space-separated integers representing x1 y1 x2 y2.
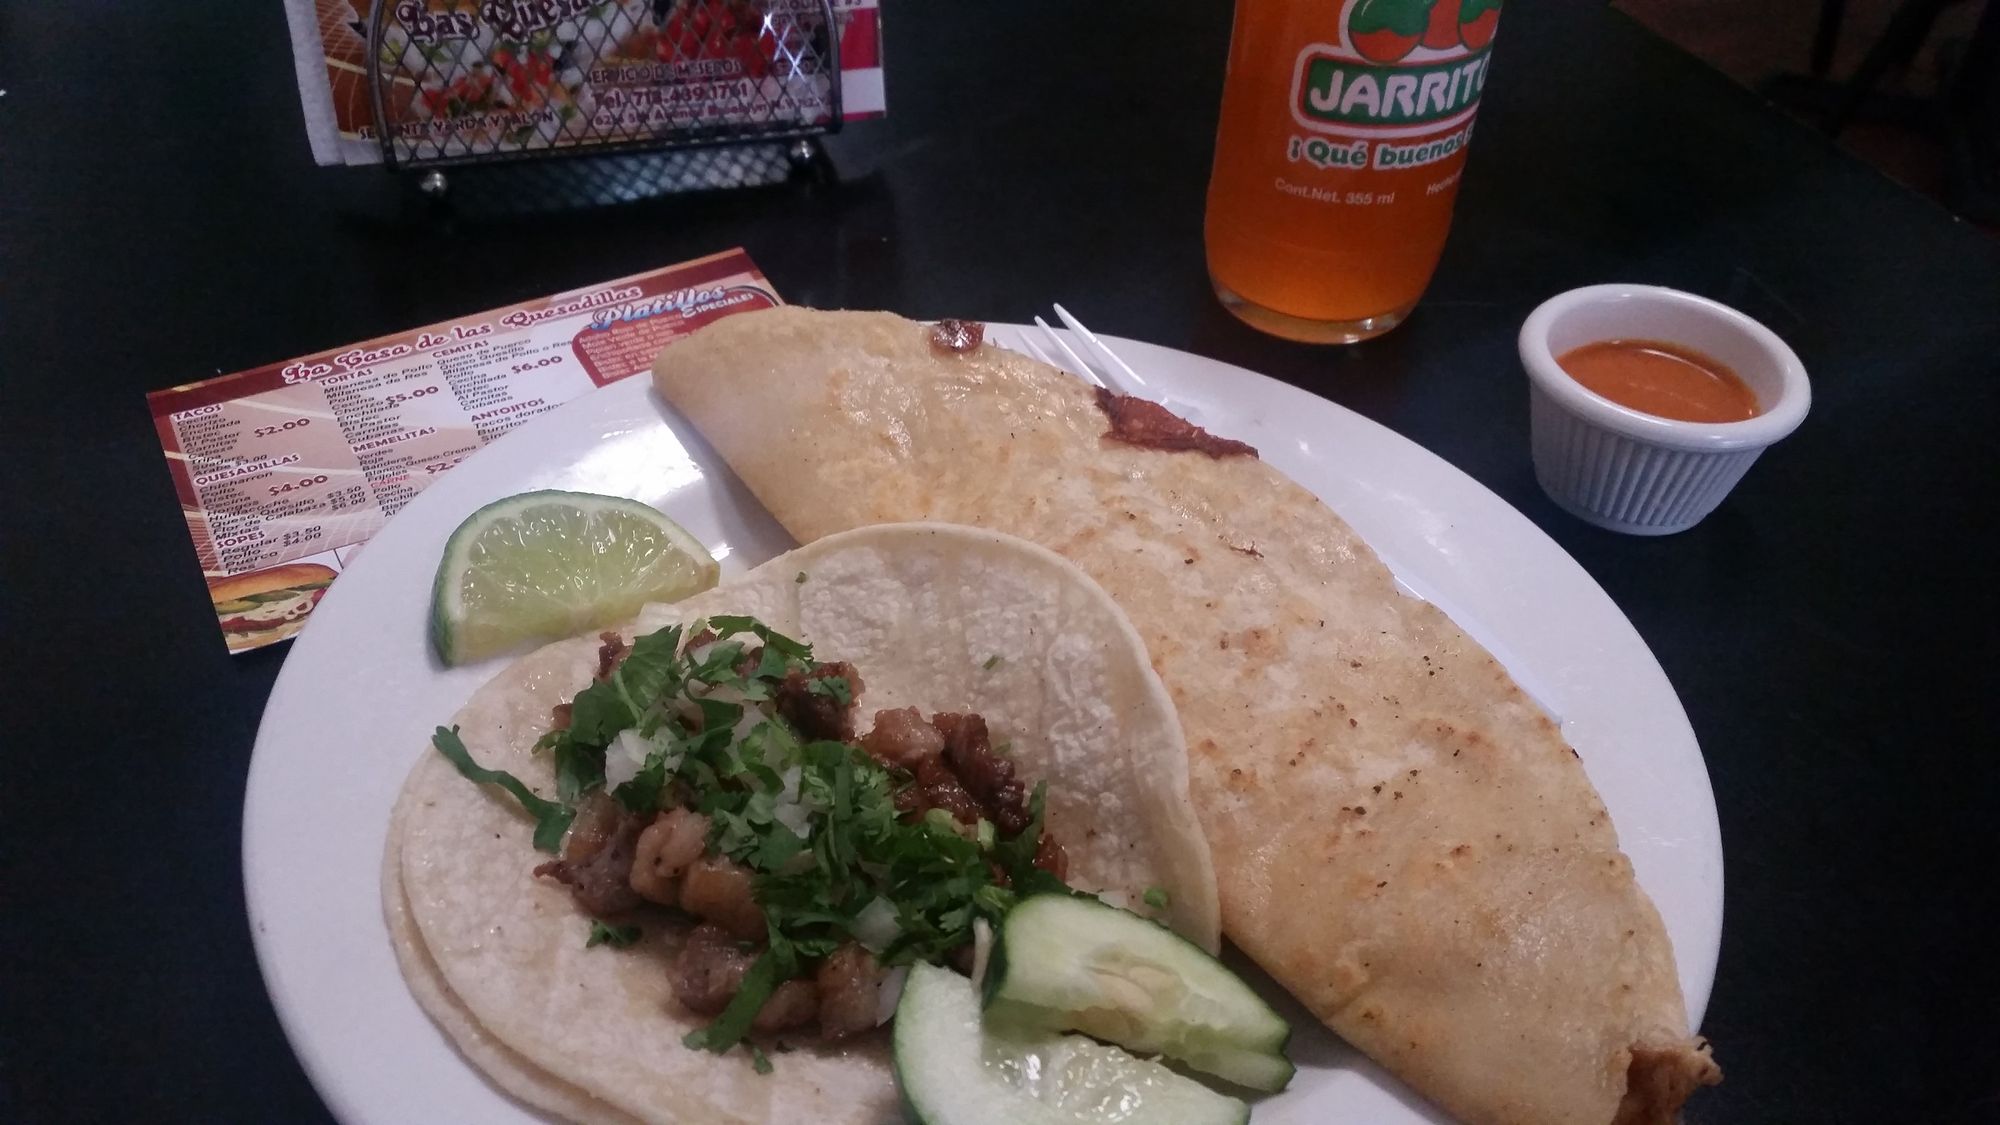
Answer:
4 2 1997 1123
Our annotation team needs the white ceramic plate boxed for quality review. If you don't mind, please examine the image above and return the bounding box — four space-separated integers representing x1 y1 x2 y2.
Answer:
245 327 1723 1125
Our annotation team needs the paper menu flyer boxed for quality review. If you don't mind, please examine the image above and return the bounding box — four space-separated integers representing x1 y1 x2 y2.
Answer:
149 248 779 654
286 0 886 168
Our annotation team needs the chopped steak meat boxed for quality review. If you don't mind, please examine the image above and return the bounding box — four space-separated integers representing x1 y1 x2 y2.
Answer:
929 318 984 353
933 712 1031 836
669 925 748 1016
896 753 985 825
560 792 626 863
535 794 646 916
861 707 945 766
669 925 820 1032
753 978 822 1033
628 808 709 906
679 854 766 941
775 661 865 741
1094 387 1257 458
816 943 888 1039
595 631 630 681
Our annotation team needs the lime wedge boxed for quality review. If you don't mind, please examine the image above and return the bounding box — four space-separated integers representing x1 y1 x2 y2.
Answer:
430 490 718 665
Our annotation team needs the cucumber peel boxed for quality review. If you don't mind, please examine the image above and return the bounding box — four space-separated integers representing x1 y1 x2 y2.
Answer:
984 894 1295 1092
895 961 1248 1125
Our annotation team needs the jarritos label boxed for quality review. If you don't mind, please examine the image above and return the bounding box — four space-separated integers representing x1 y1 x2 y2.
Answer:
1287 0 1501 171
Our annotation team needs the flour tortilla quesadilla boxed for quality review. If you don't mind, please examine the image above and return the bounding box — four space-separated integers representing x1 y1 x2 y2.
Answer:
386 522 1220 1124
651 309 1722 1125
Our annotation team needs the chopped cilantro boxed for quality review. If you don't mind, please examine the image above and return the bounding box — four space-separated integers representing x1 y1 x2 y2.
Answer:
437 613 1078 1055
804 672 852 700
1143 886 1171 909
551 733 604 804
794 571 808 584
568 625 683 742
753 645 795 682
586 920 641 948
804 675 853 706
983 654 1003 670
431 726 573 853
749 1043 774 1074
683 948 781 1054
611 751 670 813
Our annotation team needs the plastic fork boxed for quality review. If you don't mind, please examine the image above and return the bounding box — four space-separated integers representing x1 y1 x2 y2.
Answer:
1017 305 1209 426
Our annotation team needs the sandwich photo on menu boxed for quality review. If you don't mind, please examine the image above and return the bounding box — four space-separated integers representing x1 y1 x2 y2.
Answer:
208 562 336 652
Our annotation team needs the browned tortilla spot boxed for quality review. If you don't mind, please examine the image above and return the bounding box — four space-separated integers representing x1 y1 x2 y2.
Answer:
1093 387 1257 459
929 319 983 353
1613 1041 1723 1125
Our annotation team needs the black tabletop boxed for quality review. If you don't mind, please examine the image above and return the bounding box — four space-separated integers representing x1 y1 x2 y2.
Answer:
4 2 1996 1122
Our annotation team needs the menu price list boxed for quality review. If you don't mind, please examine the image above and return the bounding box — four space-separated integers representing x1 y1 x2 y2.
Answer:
149 248 781 653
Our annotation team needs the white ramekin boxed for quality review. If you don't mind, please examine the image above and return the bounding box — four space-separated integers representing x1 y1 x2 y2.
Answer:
1518 284 1811 536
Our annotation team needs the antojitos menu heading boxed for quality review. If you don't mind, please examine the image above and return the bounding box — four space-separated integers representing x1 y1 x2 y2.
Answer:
148 248 780 653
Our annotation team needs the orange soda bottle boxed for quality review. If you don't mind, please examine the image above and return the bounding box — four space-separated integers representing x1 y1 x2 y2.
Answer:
1204 0 1504 342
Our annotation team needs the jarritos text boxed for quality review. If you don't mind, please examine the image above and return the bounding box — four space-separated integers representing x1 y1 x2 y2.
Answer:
1287 0 1501 170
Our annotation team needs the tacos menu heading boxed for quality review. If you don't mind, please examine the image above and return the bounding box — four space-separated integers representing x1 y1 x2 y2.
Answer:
147 248 781 655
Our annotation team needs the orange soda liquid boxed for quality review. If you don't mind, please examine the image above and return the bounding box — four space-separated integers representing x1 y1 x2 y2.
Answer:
1205 0 1504 343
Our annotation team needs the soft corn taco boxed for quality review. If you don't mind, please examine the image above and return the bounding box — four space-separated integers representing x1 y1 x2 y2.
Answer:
385 522 1220 1124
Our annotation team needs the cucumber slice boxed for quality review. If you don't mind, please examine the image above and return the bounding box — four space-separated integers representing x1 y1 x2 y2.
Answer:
895 962 1247 1125
985 894 1295 1092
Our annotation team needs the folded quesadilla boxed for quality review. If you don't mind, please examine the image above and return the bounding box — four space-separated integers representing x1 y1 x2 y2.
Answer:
650 308 1722 1125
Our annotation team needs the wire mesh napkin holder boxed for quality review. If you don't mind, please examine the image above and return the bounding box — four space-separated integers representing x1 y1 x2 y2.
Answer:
366 0 842 201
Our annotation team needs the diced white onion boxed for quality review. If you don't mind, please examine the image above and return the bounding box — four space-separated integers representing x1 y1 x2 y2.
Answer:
605 728 650 788
874 964 910 1027
853 896 903 953
772 798 813 837
768 766 814 835
729 708 766 744
969 917 994 989
1096 889 1130 912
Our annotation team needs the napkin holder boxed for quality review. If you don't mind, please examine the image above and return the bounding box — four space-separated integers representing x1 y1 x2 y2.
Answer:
365 0 842 202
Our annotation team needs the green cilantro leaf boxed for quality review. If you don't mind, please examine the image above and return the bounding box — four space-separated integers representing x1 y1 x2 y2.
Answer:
702 614 760 637
753 645 795 682
683 948 780 1055
690 640 748 684
569 625 682 742
750 1044 774 1074
982 654 1003 670
586 920 641 948
794 571 808 584
973 884 1016 916
805 675 852 706
551 733 604 804
431 726 573 853
611 751 670 813
1143 886 1171 909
